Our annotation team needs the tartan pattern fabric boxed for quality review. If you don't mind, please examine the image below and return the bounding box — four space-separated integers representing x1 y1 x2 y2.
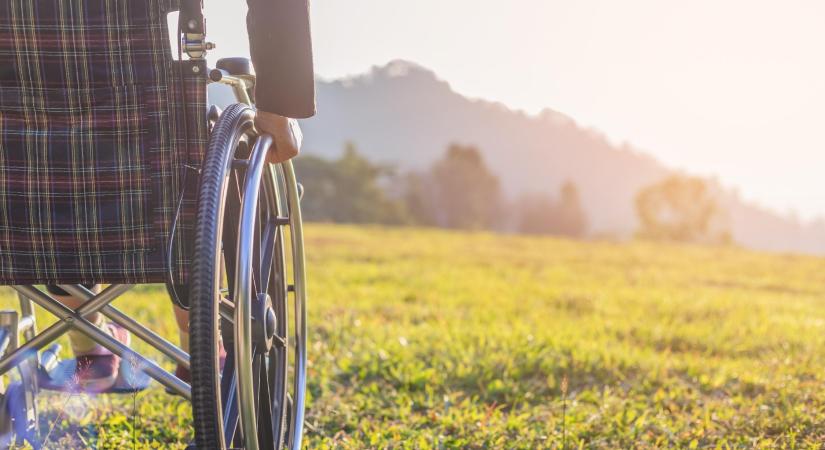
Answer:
0 0 207 285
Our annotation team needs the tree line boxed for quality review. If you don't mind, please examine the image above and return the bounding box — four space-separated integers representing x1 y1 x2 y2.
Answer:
294 143 730 244
294 143 588 237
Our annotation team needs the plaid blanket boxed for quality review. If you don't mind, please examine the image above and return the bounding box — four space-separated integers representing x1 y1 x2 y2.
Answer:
0 0 207 285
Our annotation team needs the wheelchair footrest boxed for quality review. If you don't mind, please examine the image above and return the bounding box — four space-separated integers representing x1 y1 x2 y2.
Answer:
38 358 152 394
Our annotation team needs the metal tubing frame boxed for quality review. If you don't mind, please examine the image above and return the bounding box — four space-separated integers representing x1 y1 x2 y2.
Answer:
15 292 40 439
1 285 191 399
0 284 133 377
59 284 190 369
212 72 254 105
17 296 36 344
282 160 309 450
234 133 272 450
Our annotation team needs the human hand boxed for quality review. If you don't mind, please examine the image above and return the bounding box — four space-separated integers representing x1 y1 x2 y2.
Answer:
255 110 303 164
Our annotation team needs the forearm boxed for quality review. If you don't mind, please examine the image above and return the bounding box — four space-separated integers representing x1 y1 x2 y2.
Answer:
246 0 316 118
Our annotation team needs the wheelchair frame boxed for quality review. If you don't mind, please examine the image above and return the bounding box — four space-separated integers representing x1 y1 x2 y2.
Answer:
0 66 309 449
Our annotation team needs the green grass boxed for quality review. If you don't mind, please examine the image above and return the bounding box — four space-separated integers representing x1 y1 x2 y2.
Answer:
2 224 825 448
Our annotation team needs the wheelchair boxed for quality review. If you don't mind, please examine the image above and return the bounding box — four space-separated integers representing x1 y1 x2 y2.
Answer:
0 1 308 448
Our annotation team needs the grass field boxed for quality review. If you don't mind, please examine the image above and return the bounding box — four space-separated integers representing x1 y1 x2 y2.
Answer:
2 224 825 448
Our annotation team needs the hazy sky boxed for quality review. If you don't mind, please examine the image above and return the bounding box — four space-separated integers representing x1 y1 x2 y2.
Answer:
205 0 825 220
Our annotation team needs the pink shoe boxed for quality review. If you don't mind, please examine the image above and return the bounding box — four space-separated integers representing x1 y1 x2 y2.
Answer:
73 323 130 392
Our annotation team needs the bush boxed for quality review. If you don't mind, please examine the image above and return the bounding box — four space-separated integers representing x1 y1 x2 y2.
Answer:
294 143 410 224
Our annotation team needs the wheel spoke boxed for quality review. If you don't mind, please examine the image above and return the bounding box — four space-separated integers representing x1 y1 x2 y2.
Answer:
252 201 262 297
220 348 239 448
259 217 278 295
222 169 242 301
219 299 235 328
284 394 293 445
252 350 261 419
256 353 276 448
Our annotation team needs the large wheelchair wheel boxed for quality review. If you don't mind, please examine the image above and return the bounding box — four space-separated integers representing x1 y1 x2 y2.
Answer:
190 104 308 450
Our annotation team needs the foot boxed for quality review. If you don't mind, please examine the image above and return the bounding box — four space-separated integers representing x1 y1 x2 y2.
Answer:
72 323 130 392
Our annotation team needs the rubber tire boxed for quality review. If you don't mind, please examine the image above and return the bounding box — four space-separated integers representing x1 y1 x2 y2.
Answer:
190 103 255 449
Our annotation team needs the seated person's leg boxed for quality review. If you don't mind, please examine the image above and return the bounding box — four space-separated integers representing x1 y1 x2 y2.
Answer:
173 305 191 381
173 304 189 354
171 305 224 385
44 284 130 391
46 284 104 354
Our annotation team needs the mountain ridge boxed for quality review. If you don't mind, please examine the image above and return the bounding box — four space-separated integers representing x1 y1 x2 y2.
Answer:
299 60 825 254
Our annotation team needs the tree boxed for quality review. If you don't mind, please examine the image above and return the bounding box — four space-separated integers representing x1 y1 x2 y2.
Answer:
555 181 588 237
401 171 437 226
293 143 410 224
635 174 729 243
405 144 502 229
517 181 588 237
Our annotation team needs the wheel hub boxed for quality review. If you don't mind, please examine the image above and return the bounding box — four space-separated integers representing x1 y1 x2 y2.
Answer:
253 293 276 352
265 308 277 339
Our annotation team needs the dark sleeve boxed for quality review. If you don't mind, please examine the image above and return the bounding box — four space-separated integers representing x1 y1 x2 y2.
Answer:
246 0 316 118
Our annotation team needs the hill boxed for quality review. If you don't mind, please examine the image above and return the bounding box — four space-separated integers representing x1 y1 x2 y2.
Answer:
299 60 825 253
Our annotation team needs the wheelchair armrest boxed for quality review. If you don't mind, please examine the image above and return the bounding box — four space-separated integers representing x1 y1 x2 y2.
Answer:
216 57 252 76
